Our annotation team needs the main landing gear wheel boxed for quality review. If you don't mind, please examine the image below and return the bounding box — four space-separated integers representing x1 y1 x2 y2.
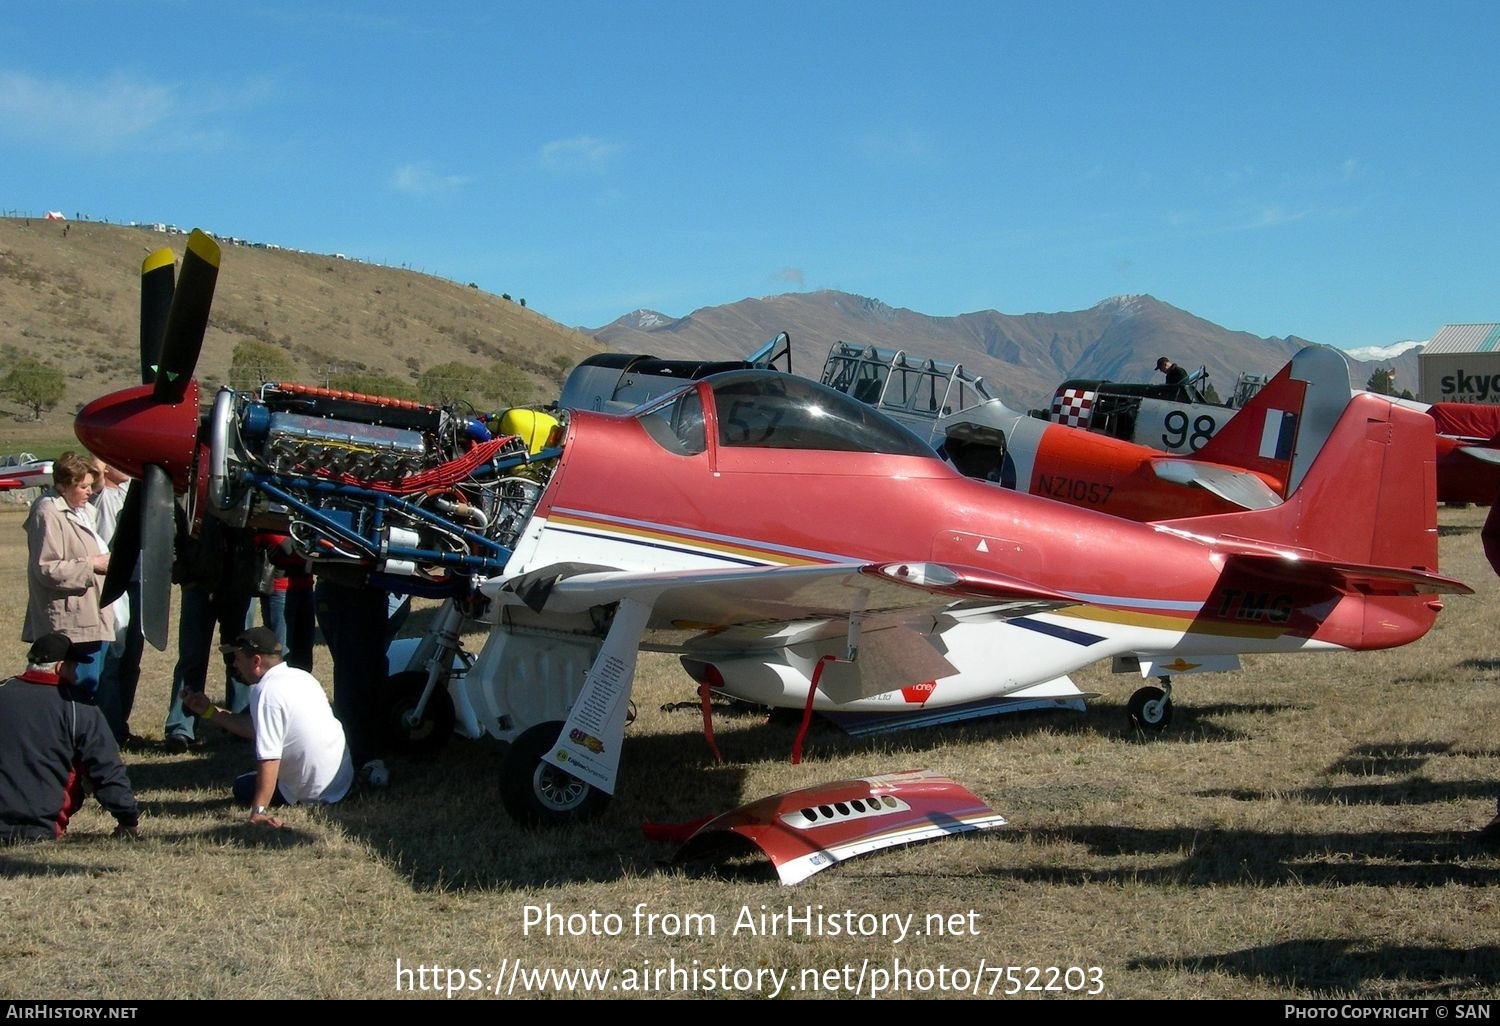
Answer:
1128 685 1173 731
500 720 611 828
381 670 455 758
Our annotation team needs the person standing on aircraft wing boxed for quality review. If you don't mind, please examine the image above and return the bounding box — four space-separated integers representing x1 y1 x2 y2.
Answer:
182 626 353 828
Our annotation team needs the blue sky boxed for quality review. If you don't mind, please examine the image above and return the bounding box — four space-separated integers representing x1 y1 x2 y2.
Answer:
3 1 1496 354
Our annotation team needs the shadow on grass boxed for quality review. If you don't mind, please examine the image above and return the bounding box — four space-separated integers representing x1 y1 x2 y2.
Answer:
1323 740 1454 776
993 823 1500 888
316 725 760 891
198 823 320 849
938 697 1301 747
1129 938 1500 996
1202 778 1500 806
0 850 122 877
1198 739 1500 806
300 695 1330 891
121 738 260 818
121 690 1452 892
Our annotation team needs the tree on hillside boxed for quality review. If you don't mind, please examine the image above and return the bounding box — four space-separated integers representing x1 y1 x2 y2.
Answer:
1366 367 1396 395
229 340 297 390
417 361 482 407
0 359 65 420
326 370 416 401
482 363 540 407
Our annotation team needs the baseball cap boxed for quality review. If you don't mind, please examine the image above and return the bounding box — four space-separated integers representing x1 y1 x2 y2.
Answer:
27 632 74 665
220 626 283 657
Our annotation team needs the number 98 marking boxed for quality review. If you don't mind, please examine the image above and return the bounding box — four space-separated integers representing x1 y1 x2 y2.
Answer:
1162 410 1218 452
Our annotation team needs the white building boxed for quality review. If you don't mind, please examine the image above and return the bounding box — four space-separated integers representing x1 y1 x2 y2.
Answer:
1418 324 1500 404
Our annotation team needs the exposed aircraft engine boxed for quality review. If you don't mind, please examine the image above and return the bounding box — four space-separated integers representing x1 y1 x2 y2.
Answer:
205 382 563 597
260 409 430 481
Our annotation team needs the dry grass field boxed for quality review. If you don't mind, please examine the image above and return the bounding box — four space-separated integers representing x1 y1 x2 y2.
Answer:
1 503 1498 1001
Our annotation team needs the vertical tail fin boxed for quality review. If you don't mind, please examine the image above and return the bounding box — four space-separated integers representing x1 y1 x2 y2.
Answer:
1164 391 1440 570
1192 345 1351 499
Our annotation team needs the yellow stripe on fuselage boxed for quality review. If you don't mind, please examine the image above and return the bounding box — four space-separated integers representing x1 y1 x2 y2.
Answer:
546 512 833 568
1054 603 1289 640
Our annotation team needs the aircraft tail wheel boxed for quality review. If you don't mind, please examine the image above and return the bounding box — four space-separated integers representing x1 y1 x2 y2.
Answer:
500 720 611 827
381 670 456 758
1128 685 1173 731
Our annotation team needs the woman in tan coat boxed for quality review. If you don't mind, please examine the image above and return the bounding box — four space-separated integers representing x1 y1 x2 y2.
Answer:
23 451 114 696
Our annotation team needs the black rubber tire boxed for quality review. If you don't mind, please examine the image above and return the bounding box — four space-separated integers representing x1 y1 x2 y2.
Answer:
499 720 611 827
1128 685 1173 731
381 670 456 758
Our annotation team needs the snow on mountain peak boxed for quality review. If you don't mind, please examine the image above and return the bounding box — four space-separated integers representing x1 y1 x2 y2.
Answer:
1094 294 1148 317
626 309 675 330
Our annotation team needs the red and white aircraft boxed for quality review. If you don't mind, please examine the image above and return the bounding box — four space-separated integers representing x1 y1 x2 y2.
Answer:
0 454 53 491
565 337 1354 523
1044 363 1500 510
935 344 1351 521
75 231 1471 828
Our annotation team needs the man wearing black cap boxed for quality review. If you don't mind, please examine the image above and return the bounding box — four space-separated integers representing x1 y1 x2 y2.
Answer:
1155 356 1188 387
0 633 140 842
183 626 353 828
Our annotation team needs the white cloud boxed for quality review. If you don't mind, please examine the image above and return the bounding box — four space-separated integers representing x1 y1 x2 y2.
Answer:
390 163 474 196
1243 204 1312 229
1344 339 1426 362
539 135 624 171
0 69 175 148
775 267 805 287
0 67 277 153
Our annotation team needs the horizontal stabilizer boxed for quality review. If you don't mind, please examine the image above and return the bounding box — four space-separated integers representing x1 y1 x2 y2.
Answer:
1151 459 1283 510
1224 553 1472 597
1458 445 1500 466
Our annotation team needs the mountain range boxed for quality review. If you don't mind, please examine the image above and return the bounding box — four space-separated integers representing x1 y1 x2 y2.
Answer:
0 217 1418 448
593 291 1420 410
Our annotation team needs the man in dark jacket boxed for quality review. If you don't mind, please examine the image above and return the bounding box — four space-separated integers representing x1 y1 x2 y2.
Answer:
0 633 140 843
1155 356 1189 387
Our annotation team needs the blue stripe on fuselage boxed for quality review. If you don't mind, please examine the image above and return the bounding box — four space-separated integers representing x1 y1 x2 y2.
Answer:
1009 617 1108 647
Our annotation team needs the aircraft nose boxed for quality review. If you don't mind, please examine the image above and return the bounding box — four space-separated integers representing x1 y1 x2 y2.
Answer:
74 380 202 488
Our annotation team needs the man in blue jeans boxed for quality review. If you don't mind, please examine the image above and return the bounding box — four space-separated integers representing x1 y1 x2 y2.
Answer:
163 515 256 752
313 575 402 787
